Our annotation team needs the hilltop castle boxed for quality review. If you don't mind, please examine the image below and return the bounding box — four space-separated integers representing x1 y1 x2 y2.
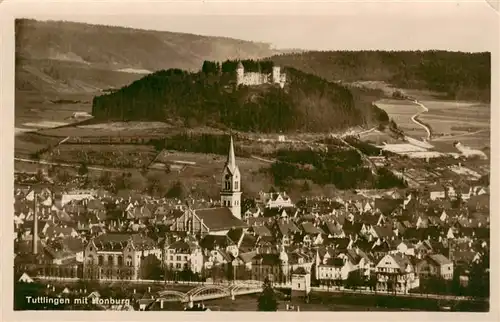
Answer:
236 61 286 88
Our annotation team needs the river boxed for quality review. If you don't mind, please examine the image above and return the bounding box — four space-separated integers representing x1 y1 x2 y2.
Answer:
192 294 418 312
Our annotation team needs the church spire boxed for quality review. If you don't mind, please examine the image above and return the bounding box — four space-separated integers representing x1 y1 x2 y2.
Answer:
226 136 236 173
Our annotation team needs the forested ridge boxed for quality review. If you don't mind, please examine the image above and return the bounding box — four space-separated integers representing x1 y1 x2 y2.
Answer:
271 50 491 102
92 60 389 133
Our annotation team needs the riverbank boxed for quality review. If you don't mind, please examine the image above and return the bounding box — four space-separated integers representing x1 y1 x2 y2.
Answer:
199 291 488 312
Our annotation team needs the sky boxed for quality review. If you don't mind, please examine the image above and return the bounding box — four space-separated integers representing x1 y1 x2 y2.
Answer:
2 0 499 52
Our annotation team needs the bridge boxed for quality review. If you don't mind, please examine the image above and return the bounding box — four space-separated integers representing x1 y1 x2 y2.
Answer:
156 283 263 306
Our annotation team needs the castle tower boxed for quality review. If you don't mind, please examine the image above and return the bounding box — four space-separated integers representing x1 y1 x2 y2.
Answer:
236 62 244 86
220 136 242 219
272 66 281 84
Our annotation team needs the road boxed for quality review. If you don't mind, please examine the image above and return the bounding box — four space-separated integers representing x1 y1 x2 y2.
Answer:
15 157 124 173
409 99 432 141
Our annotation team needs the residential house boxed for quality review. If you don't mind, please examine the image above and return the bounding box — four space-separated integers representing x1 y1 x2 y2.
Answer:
299 222 325 246
375 254 419 293
259 191 294 209
164 239 204 273
416 254 454 280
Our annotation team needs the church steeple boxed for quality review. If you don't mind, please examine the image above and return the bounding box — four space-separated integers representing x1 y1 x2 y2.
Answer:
221 135 242 219
227 136 237 173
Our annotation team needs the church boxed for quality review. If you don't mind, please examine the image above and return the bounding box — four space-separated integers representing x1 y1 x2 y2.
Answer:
171 136 247 235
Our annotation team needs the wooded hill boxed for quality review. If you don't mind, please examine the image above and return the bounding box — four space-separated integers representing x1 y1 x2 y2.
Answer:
271 50 491 102
92 60 389 133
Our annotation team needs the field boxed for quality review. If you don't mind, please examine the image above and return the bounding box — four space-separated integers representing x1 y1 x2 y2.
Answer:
419 100 490 150
15 89 94 128
41 144 157 169
14 132 63 158
374 99 427 139
156 150 273 197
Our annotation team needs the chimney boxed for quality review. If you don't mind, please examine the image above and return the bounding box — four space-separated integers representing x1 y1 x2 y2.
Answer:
33 192 38 255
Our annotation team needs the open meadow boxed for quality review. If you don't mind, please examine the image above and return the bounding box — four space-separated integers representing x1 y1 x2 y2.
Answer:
374 99 428 140
42 144 158 169
419 100 490 150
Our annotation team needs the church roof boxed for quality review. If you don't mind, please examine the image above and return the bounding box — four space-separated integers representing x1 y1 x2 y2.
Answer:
194 207 247 231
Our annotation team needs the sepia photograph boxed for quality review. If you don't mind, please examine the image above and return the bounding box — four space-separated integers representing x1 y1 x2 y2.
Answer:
2 0 498 317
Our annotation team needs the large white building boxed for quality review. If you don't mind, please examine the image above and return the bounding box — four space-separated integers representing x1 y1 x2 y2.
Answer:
236 62 286 88
83 233 161 280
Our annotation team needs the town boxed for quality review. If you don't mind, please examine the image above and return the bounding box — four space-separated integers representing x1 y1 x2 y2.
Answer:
14 135 490 311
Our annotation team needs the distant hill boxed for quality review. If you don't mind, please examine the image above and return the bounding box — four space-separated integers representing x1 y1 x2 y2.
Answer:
270 51 491 102
91 60 389 133
15 19 279 98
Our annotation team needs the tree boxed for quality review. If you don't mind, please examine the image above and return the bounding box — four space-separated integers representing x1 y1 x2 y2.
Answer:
346 270 363 290
242 198 256 213
301 180 311 192
146 175 164 196
56 169 71 183
35 169 45 182
78 162 89 176
140 254 163 280
166 181 185 199
257 278 278 311
98 171 111 187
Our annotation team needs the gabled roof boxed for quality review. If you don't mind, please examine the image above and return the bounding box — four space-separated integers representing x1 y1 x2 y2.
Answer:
167 240 198 253
250 225 272 237
301 222 324 235
227 228 244 245
253 253 281 265
200 234 234 251
194 207 247 231
428 253 452 266
388 253 413 273
92 233 156 251
276 220 300 236
238 251 257 263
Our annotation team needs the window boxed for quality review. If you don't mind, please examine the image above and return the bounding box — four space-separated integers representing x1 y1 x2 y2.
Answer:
87 255 94 265
176 255 182 261
108 255 114 266
234 182 239 190
298 283 301 288
170 256 173 261
118 256 123 266
176 263 181 269
98 255 104 266
126 256 132 266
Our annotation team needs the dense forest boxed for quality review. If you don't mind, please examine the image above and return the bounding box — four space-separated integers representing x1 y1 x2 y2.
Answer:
271 51 491 102
92 60 389 132
270 148 406 189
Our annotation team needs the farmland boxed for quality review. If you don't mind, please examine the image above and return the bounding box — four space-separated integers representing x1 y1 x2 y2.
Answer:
374 99 428 140
155 150 273 197
41 144 158 169
15 132 63 158
419 100 490 150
